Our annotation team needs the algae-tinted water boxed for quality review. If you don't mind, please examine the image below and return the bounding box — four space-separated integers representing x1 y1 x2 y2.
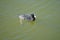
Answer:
0 0 60 40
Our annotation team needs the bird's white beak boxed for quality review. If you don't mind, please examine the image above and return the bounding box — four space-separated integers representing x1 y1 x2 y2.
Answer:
34 16 36 18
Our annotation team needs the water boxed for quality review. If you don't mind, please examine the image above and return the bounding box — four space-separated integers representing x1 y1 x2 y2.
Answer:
0 0 60 40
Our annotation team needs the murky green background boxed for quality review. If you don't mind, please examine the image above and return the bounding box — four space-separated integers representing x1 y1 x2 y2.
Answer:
0 0 60 40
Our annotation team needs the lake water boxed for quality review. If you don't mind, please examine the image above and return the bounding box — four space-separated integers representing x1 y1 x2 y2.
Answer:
0 0 60 40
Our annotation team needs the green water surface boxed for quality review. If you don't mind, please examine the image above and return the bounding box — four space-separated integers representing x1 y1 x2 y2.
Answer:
0 0 60 40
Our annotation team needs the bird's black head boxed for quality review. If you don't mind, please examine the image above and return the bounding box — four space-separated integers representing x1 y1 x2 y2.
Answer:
31 14 36 21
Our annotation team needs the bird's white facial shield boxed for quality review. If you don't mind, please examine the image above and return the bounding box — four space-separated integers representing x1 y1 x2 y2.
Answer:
34 16 36 18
